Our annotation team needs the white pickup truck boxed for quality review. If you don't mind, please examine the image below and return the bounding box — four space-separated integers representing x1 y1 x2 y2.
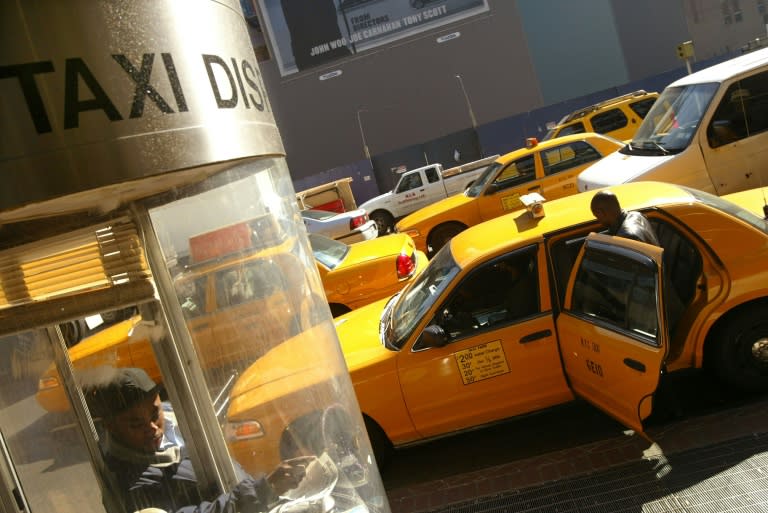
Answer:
360 155 499 234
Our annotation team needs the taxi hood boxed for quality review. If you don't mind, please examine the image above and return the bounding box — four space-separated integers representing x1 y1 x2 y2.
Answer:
229 303 394 402
333 296 394 370
577 151 676 192
397 193 473 230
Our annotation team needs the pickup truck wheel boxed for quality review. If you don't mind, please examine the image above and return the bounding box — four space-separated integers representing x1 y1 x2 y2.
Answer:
370 211 394 236
709 304 768 392
427 223 466 258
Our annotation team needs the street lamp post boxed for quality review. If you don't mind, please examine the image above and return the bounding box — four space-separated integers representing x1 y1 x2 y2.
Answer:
455 74 478 129
356 108 372 168
455 74 482 157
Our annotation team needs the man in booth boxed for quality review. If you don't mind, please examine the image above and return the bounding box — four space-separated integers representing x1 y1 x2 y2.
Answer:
82 367 303 513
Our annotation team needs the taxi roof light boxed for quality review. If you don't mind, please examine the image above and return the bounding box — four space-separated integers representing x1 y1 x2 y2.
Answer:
525 137 538 149
520 192 546 218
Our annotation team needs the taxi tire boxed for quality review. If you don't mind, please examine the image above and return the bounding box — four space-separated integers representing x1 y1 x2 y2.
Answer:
427 222 466 258
364 416 393 469
710 304 768 392
330 303 351 318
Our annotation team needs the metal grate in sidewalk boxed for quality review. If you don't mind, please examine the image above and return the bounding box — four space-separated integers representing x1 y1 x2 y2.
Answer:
427 433 768 513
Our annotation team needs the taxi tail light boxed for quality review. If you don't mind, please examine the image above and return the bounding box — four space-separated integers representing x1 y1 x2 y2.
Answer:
349 214 367 230
396 252 416 279
223 420 265 441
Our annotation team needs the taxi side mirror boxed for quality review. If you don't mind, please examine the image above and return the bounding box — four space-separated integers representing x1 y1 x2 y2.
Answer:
418 324 448 349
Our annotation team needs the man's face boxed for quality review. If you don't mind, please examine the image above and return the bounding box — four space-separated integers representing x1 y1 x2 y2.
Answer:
591 205 612 228
105 394 165 453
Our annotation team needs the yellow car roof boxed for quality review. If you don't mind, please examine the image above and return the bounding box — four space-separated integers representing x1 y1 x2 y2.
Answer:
448 182 697 268
495 132 623 164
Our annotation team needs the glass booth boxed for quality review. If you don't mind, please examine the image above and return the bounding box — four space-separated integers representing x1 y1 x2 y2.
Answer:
0 157 388 513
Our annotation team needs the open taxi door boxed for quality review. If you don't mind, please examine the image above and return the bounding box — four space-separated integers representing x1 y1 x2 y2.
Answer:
556 233 668 434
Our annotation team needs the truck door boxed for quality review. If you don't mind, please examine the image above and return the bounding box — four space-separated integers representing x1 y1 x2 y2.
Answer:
701 73 768 195
556 233 668 434
395 170 433 214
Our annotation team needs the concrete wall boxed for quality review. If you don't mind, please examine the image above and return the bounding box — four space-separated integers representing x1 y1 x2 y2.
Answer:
252 0 768 199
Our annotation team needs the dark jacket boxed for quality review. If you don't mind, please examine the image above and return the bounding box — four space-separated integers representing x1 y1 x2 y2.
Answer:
609 210 660 246
103 435 276 513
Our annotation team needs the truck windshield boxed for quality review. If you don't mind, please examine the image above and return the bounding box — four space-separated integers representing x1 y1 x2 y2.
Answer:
624 83 719 155
386 246 460 349
466 162 502 197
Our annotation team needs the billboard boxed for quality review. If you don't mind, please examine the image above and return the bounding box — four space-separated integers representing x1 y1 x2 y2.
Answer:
258 0 490 76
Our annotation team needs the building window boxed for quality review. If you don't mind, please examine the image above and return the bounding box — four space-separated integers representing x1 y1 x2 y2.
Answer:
689 0 701 23
722 1 732 24
733 0 743 21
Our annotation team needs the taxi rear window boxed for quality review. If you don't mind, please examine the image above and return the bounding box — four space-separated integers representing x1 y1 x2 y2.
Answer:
685 187 768 234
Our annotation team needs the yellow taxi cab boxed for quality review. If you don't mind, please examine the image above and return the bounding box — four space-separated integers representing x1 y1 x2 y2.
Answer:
396 132 624 257
35 218 425 411
721 186 768 219
310 232 427 317
36 253 307 413
224 181 768 471
543 90 659 142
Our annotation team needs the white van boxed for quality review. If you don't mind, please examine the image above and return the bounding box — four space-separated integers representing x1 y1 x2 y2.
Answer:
578 47 768 195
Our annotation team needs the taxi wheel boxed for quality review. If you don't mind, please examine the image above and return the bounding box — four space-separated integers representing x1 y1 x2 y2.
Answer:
710 305 768 392
364 416 393 469
427 223 466 258
330 303 351 318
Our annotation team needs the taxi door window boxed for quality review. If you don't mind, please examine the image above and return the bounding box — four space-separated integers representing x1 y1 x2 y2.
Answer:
557 122 586 137
541 141 602 176
215 260 278 308
179 276 208 318
569 247 660 345
491 155 535 192
435 245 540 341
548 228 595 308
590 108 628 134
425 167 441 183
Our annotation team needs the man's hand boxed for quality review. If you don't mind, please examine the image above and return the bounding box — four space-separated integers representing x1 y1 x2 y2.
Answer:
267 461 307 495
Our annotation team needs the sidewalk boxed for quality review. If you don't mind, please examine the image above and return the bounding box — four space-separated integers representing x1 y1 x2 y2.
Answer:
385 396 768 513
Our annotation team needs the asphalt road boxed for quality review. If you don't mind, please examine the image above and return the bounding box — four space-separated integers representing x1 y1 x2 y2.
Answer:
380 369 766 491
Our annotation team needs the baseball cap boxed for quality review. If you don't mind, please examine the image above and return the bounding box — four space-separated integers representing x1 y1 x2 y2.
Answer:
81 366 159 418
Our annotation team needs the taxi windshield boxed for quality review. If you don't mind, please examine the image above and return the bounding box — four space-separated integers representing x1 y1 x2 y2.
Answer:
466 162 502 197
626 83 719 154
387 246 460 349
